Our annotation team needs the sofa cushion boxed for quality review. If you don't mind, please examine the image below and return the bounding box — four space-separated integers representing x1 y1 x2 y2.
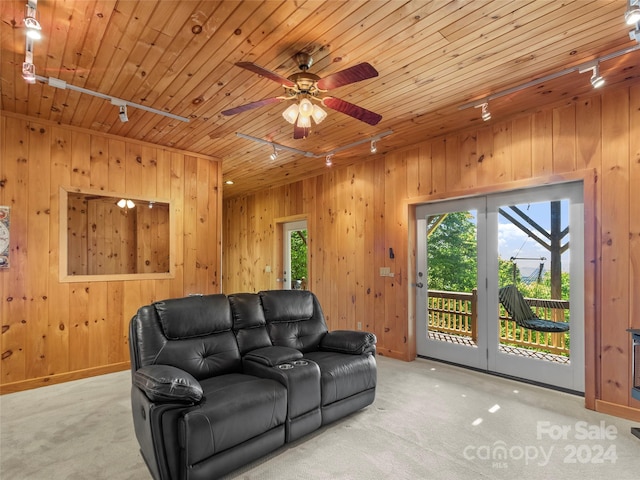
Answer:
155 294 232 340
229 293 272 355
180 374 287 465
259 290 328 353
303 351 377 406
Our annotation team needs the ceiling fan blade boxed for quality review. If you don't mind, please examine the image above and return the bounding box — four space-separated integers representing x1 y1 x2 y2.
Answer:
221 97 284 116
235 62 296 88
322 97 382 126
316 62 378 90
293 125 310 139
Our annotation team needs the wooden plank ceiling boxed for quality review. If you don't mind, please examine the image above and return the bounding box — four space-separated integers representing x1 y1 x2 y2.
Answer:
2 0 639 198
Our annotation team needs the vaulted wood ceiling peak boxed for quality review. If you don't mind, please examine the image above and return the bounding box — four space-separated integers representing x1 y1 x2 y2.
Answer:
2 0 639 197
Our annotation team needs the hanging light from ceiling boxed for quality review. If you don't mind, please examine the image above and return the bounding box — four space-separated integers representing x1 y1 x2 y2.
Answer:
626 0 640 25
282 97 327 128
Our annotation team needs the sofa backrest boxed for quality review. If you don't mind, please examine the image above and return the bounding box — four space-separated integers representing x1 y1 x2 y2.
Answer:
129 294 242 380
228 293 273 355
259 290 328 353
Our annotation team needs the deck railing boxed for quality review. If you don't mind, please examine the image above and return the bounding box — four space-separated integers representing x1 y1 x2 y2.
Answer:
427 289 570 356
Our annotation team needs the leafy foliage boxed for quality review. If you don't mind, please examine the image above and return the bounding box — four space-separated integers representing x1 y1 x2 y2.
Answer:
290 230 308 288
427 212 477 292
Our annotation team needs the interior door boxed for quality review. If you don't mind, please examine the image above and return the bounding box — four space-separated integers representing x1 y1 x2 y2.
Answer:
415 182 584 392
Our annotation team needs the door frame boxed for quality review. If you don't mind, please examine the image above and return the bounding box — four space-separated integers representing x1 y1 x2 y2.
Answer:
407 171 597 401
275 214 309 290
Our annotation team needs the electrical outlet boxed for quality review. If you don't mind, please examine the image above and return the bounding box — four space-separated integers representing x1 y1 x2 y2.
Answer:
357 322 362 330
265 265 271 273
379 267 391 276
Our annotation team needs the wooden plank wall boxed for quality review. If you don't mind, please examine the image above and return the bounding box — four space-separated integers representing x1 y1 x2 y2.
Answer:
223 84 640 418
0 112 222 393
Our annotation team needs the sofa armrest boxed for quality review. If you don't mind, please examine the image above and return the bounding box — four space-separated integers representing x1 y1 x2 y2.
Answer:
244 346 303 367
133 365 203 404
320 330 377 355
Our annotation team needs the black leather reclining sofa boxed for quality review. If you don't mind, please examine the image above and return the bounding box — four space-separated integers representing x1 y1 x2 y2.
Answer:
129 289 377 480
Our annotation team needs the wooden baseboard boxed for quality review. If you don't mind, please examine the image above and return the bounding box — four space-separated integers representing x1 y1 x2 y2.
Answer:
0 362 131 395
595 399 640 422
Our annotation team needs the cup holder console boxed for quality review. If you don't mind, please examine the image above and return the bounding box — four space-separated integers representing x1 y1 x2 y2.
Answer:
277 360 309 370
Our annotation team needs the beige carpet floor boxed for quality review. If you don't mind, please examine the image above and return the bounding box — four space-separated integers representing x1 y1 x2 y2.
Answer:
1 356 639 479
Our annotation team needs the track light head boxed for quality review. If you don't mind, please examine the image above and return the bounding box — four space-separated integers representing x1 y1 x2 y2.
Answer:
325 154 333 167
474 102 491 121
269 146 278 161
118 104 129 122
370 140 377 154
579 64 604 89
22 62 36 83
626 0 640 25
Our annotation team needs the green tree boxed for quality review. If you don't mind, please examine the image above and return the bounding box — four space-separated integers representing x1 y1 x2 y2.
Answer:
290 230 307 286
427 212 477 292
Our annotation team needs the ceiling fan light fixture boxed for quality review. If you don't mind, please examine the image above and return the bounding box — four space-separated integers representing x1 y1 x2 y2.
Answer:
298 98 313 117
282 103 299 124
311 105 327 124
296 115 311 129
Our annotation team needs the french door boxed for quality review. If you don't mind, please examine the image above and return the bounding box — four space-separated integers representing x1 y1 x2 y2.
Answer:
415 183 584 392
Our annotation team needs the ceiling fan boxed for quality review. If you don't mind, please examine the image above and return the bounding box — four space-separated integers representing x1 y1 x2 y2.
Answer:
221 52 382 139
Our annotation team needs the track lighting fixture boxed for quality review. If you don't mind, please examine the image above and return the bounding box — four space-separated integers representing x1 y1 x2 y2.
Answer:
626 0 640 25
236 130 393 161
22 61 36 83
481 103 491 121
118 104 129 122
579 63 605 89
631 23 640 43
459 44 640 117
370 140 377 154
325 154 333 167
269 146 278 161
24 1 41 40
474 103 491 121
